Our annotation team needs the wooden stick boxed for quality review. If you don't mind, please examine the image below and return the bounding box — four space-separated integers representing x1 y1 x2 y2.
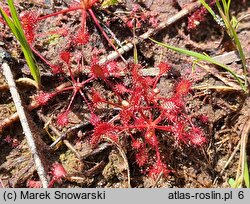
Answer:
1 62 49 188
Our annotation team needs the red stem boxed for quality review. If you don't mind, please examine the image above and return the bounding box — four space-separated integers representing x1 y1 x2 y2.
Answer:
67 65 77 84
155 125 173 132
79 89 94 113
65 90 78 112
31 47 58 70
37 7 82 20
56 87 74 93
47 178 56 188
88 8 127 64
153 75 161 89
81 10 87 31
153 112 165 125
81 76 94 85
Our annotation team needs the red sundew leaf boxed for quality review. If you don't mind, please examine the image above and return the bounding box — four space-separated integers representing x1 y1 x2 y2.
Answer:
92 90 105 104
119 109 133 125
34 91 56 106
72 28 89 45
91 122 116 145
158 62 171 75
130 86 142 99
11 138 20 148
131 64 142 80
132 138 144 150
161 97 182 113
187 0 216 31
20 11 38 44
50 163 67 180
149 16 158 27
188 127 206 146
74 51 83 66
126 19 134 29
148 160 170 179
89 113 101 126
187 6 207 30
131 64 152 88
114 84 130 94
131 77 154 99
132 4 140 12
140 12 147 21
187 16 200 31
4 135 12 143
106 61 124 77
51 64 63 74
60 51 71 64
90 64 108 79
27 180 42 188
135 149 148 167
57 111 69 127
175 79 192 96
0 6 10 24
106 61 117 72
199 115 209 124
93 122 114 136
171 122 188 144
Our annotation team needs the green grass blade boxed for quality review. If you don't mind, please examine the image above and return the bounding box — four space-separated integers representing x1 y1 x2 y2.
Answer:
228 178 236 188
6 0 35 57
0 8 25 51
226 0 231 18
149 38 246 92
203 0 247 86
21 46 41 84
132 28 138 64
7 0 24 33
0 2 41 86
244 156 250 188
199 0 217 19
216 0 225 21
199 0 224 26
0 7 19 38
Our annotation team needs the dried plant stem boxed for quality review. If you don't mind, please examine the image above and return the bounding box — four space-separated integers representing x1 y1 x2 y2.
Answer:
0 100 39 133
196 63 242 91
0 81 70 133
37 112 83 160
1 62 48 188
102 136 131 188
88 8 127 64
236 112 250 186
152 171 163 188
99 1 202 64
213 139 241 185
0 179 5 188
0 84 9 91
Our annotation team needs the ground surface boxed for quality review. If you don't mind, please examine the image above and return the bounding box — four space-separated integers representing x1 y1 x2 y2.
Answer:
0 0 250 188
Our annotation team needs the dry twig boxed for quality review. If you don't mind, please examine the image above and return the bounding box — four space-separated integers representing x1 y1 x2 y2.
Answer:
1 62 48 188
37 112 83 160
236 111 250 187
102 136 131 188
